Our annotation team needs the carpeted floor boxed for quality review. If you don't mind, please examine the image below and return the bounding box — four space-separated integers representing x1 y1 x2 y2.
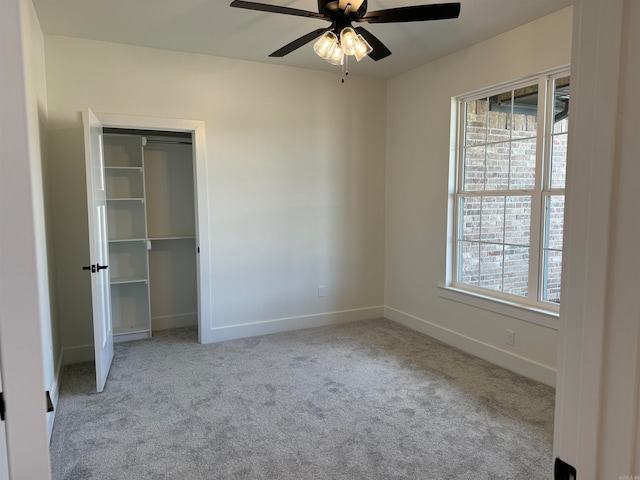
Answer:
50 318 555 479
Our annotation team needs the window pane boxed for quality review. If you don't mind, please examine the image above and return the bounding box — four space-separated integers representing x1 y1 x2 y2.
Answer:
509 139 536 190
550 133 568 189
543 250 563 304
553 76 570 134
503 246 529 297
465 98 488 146
481 196 505 243
485 142 510 191
545 195 565 250
463 146 485 191
505 196 531 246
510 83 539 138
461 197 481 241
487 91 512 144
480 243 503 291
460 241 479 286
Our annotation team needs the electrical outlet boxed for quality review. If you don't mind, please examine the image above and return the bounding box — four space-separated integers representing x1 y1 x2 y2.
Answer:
318 285 326 298
506 329 516 347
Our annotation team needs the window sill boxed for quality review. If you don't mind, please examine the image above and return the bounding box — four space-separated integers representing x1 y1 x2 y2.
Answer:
437 285 559 330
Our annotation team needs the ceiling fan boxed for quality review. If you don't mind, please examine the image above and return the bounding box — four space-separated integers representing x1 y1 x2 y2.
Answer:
230 0 461 65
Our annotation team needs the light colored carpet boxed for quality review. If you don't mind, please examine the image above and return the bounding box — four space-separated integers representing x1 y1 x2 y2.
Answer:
50 318 555 479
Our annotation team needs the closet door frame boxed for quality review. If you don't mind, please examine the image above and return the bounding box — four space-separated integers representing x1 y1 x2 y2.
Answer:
94 112 212 344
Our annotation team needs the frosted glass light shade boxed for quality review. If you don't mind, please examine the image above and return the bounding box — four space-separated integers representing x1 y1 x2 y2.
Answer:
340 27 359 56
353 34 373 61
313 31 338 60
326 44 344 65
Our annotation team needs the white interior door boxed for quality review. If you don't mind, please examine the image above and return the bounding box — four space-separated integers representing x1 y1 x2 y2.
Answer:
83 108 114 393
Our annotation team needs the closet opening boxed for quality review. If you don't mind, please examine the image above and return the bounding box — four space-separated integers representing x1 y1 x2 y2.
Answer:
103 127 200 343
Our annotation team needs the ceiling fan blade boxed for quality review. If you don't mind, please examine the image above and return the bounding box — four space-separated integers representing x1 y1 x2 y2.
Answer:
269 28 332 57
230 1 327 20
354 27 391 61
356 3 461 23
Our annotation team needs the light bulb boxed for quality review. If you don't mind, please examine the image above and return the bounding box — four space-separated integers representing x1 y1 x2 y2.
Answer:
340 27 358 56
313 31 338 60
326 44 344 65
353 34 373 61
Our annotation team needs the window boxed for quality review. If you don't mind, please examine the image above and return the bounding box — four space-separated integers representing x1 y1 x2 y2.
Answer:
451 70 569 310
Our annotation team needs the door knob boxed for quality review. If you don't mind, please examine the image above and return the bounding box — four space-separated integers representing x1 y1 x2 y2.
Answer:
82 265 96 273
96 263 109 271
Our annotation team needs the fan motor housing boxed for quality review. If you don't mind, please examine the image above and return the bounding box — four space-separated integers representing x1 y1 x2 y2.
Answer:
318 0 368 19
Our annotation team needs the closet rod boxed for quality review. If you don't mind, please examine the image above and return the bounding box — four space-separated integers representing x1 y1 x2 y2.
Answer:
145 139 192 146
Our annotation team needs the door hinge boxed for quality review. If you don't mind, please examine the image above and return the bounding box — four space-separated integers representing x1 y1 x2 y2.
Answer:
0 391 54 422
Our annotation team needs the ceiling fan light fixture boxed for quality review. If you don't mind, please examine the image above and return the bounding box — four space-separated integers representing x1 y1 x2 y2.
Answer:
313 31 338 59
231 1 461 65
353 34 373 61
326 44 344 65
339 27 359 56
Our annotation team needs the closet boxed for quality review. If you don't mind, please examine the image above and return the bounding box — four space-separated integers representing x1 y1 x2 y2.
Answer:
102 130 198 342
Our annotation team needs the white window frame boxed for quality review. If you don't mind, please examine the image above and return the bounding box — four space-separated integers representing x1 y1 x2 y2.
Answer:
443 67 569 323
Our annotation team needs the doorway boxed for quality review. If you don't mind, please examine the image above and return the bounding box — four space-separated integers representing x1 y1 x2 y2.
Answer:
93 113 212 345
103 128 200 343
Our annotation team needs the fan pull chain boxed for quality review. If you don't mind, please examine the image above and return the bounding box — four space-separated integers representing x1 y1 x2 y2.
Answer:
341 54 349 84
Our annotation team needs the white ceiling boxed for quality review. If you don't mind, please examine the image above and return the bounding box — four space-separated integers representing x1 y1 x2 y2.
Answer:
32 0 573 79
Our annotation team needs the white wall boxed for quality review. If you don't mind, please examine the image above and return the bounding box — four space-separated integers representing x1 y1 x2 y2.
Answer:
384 7 573 386
44 37 387 358
0 0 53 475
21 0 61 436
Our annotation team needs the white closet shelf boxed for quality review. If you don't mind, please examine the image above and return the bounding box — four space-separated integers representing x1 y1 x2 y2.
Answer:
107 197 144 202
108 238 146 243
113 325 150 336
148 235 196 241
105 166 143 171
110 277 148 285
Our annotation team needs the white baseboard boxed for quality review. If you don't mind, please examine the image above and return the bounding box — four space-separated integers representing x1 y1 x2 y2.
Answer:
62 344 94 365
46 352 64 440
384 306 556 387
205 306 385 344
152 312 198 331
